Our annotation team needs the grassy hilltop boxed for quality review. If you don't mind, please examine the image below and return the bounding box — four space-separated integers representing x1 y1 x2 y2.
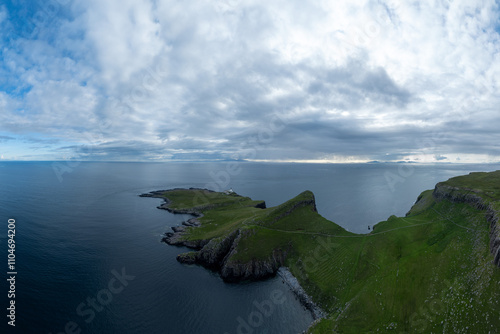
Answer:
145 171 500 333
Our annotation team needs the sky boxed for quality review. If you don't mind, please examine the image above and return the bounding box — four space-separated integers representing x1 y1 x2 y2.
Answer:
0 0 499 163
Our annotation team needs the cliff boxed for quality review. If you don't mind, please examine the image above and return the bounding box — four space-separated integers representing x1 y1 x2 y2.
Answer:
174 191 317 282
432 181 500 267
176 229 286 282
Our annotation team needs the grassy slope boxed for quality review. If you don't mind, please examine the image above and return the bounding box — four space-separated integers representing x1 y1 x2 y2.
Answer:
440 170 500 197
156 172 500 333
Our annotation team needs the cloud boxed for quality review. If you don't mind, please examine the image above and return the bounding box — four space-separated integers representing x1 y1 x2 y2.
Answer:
0 135 15 142
0 0 499 162
0 6 6 24
434 155 447 161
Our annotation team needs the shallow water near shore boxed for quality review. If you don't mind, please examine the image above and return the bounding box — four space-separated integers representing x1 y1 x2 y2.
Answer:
1 161 499 333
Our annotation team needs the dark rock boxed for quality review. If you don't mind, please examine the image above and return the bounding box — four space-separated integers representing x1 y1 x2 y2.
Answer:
254 201 267 209
182 218 201 227
196 230 240 269
172 226 186 233
162 233 184 246
220 246 288 282
162 231 208 249
183 239 209 250
177 252 198 264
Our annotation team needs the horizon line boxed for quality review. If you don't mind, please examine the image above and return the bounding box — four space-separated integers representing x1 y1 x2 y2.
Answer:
1 160 500 165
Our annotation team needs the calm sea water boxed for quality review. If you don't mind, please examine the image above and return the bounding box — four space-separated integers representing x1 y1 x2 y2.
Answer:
1 161 499 334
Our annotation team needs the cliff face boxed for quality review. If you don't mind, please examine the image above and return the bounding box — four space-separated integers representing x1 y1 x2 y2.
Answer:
176 229 288 282
172 192 317 282
432 183 500 267
220 246 288 282
196 230 240 269
432 184 489 210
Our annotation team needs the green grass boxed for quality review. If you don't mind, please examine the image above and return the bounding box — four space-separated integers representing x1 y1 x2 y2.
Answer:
160 188 261 211
442 170 500 192
436 170 500 201
155 171 500 333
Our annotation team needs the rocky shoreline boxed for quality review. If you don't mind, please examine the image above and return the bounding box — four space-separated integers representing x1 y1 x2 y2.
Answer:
140 189 209 248
277 267 325 320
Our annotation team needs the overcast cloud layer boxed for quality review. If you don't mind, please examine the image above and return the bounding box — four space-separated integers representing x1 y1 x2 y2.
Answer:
0 0 499 162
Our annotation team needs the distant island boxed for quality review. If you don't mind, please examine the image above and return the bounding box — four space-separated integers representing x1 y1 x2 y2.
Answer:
141 170 500 333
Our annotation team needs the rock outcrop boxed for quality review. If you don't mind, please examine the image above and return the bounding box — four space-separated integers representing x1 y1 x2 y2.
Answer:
432 184 489 210
220 246 289 282
196 230 240 269
176 229 289 282
432 183 500 267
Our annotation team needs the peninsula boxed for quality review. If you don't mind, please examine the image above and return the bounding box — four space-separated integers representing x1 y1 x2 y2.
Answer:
141 171 500 333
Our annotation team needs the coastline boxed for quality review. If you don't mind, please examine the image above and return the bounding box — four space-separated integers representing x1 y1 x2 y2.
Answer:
277 267 326 321
140 188 324 326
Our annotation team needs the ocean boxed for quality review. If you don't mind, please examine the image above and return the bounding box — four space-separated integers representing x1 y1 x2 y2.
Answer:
1 161 499 333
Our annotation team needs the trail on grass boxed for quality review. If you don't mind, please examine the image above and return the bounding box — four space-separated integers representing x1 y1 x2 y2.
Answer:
248 219 440 238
